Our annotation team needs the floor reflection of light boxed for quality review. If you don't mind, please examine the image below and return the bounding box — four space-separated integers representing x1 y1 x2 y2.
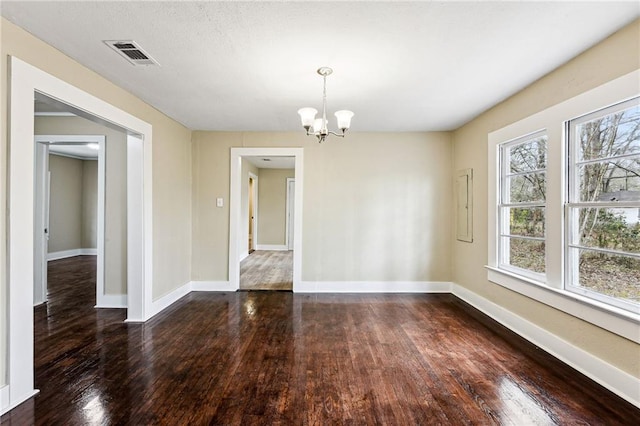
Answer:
498 377 555 425
83 395 105 424
244 298 256 317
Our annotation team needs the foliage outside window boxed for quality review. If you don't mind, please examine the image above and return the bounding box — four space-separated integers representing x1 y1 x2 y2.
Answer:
567 98 640 313
498 132 548 280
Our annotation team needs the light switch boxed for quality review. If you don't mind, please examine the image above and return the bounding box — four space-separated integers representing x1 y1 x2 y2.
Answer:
216 197 224 207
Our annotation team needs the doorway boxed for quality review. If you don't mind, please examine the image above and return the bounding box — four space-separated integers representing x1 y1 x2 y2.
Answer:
6 56 153 412
248 173 258 254
229 148 303 291
34 135 107 308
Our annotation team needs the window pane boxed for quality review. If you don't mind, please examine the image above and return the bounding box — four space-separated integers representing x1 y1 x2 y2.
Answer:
509 136 547 173
505 207 545 238
576 249 640 306
578 157 640 202
578 104 640 162
508 172 546 203
504 237 545 274
577 207 640 254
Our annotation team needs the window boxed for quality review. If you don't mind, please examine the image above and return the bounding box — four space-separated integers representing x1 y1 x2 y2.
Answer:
488 70 640 340
566 98 640 313
498 132 548 280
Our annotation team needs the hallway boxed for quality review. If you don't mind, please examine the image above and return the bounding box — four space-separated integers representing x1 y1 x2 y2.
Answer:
240 250 292 291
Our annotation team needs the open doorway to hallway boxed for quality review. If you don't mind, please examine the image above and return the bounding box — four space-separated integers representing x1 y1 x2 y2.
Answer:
238 155 295 291
6 57 151 411
34 95 128 309
240 251 293 290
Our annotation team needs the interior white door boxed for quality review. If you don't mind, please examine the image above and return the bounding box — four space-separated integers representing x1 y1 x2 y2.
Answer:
286 178 295 250
34 142 50 305
248 174 258 252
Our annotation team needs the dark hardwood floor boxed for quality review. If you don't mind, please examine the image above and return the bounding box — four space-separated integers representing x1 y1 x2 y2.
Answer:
2 255 639 424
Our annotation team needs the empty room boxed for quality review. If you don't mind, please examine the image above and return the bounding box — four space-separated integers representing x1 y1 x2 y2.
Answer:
1 1 639 424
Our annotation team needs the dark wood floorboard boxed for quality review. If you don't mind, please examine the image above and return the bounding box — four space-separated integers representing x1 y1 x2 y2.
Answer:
240 250 292 291
2 255 639 425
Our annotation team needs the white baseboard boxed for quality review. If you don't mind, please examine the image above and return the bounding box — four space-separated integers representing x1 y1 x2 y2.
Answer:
255 244 288 251
48 248 96 261
451 283 640 408
0 385 9 415
191 281 235 292
0 387 39 416
147 281 191 320
95 293 127 309
297 281 452 293
239 251 249 261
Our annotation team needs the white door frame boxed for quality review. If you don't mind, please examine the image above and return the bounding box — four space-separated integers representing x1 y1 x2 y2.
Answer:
6 56 153 414
229 148 303 290
248 172 258 252
33 142 50 306
285 178 295 251
34 135 107 307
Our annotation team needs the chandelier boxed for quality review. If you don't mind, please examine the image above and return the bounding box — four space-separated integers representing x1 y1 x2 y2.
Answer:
297 67 354 143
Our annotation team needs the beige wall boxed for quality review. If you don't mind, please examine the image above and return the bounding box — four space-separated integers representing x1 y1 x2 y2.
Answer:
451 20 640 377
191 131 452 283
81 160 98 249
47 155 97 252
48 155 84 252
36 116 129 295
257 168 295 246
1 17 193 384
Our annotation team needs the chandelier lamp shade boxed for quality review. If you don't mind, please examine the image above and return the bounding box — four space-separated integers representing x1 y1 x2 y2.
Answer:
297 67 354 143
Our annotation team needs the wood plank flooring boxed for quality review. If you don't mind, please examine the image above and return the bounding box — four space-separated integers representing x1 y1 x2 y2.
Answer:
2 255 639 424
240 250 292 291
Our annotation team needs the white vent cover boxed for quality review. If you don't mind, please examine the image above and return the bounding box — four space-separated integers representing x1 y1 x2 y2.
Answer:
104 40 159 66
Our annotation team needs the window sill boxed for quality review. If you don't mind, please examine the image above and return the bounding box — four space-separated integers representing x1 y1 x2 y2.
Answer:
485 266 640 344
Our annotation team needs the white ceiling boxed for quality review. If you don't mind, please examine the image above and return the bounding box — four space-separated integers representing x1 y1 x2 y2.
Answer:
245 156 295 169
2 1 638 132
48 143 98 160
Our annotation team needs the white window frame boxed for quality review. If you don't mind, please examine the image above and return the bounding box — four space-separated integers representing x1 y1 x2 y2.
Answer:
498 131 548 283
566 97 640 314
487 69 640 343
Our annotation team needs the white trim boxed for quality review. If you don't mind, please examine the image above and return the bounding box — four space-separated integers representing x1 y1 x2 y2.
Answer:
0 387 39 416
285 177 295 250
248 172 258 252
230 148 304 291
239 251 249 261
34 111 76 117
96 137 107 310
297 281 452 293
451 283 640 408
33 142 49 305
137 281 191 322
8 56 153 411
48 151 96 161
255 244 288 251
0 386 9 414
47 248 98 261
486 267 640 343
191 281 236 292
94 294 127 309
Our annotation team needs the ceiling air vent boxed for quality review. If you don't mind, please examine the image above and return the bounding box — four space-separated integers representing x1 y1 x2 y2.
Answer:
104 40 159 66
